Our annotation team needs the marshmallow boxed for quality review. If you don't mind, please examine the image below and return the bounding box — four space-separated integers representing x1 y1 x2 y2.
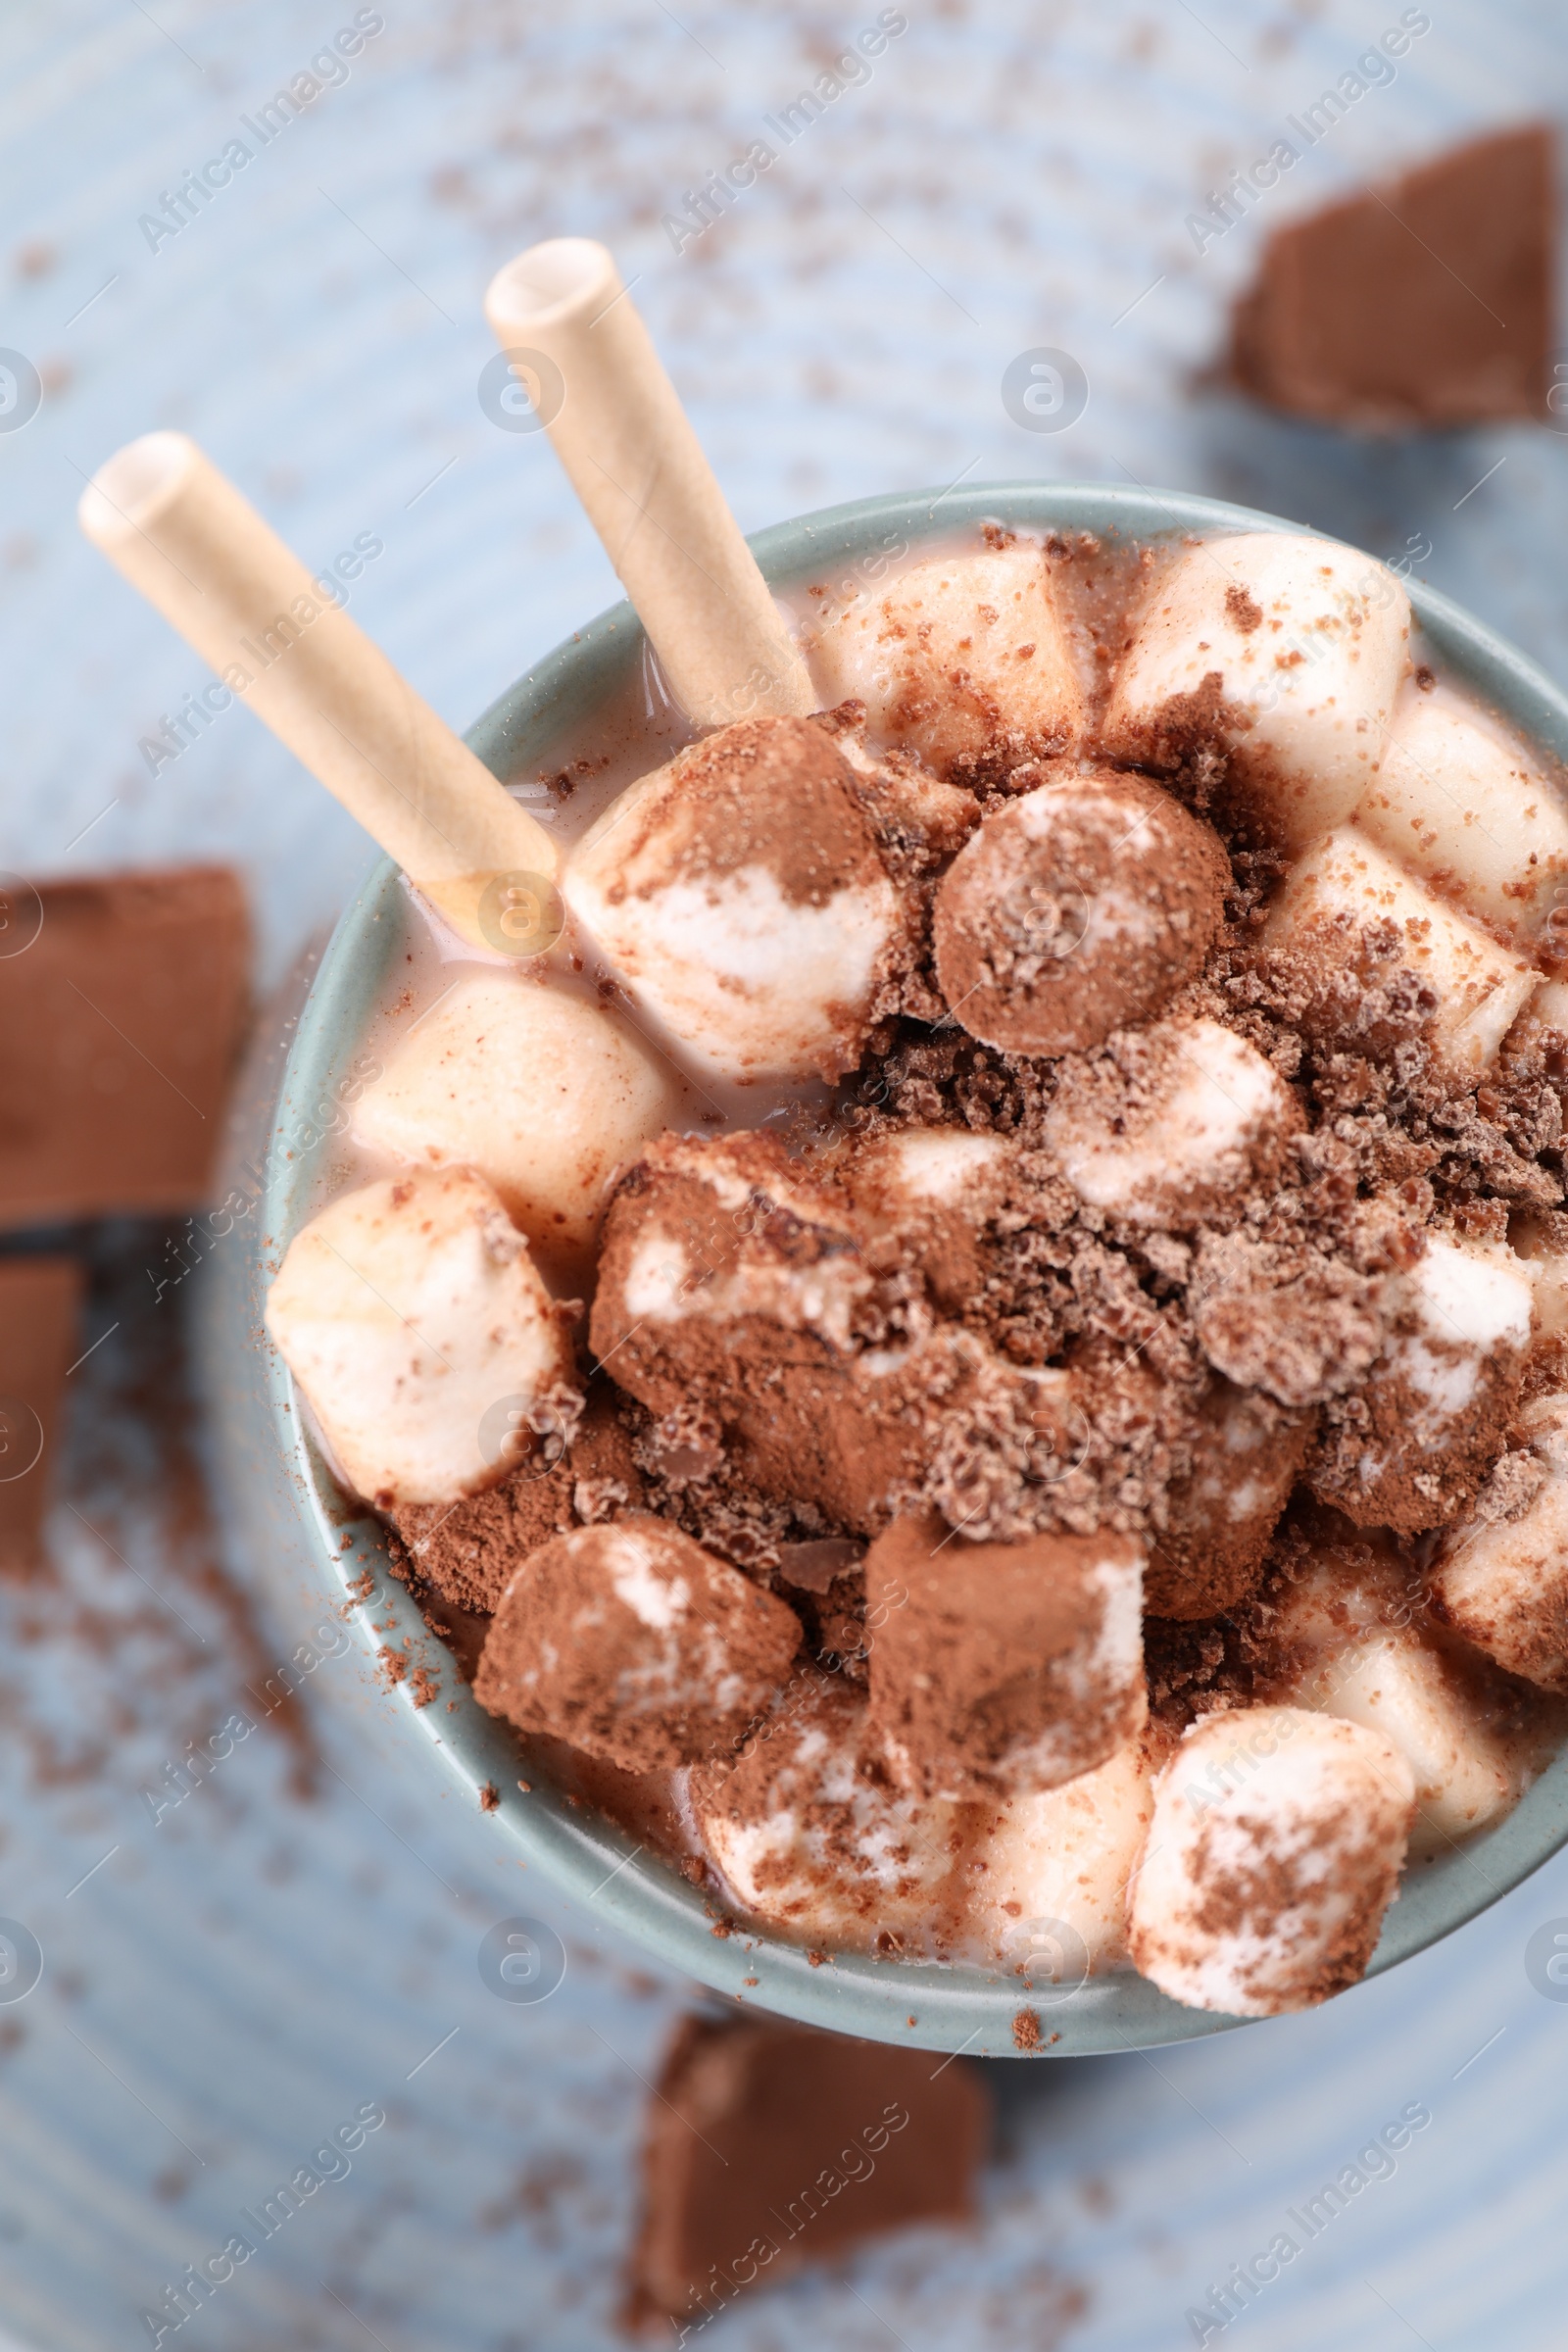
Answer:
563 716 904 1082
931 768 1230 1055
838 1125 1013 1316
831 719 980 862
1102 531 1409 852
864 1509 1147 1797
265 1167 577 1508
1508 977 1568 1057
841 1123 1012 1216
389 1381 647 1614
1263 826 1539 1075
957 1740 1162 1977
472 1514 802 1772
1308 1236 1534 1535
1146 1377 1311 1620
805 544 1084 780
1258 1528 1523 1854
353 972 676 1263
1431 1392 1568 1690
691 1670 965 1952
1509 1210 1568 1345
1128 1705 1415 2015
591 1130 1079 1536
1043 1014 1299 1230
1355 682 1568 945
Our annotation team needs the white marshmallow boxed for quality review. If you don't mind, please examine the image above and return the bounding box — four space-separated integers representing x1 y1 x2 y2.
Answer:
1388 1237 1534 1416
1355 683 1568 944
1431 1393 1568 1691
1264 825 1539 1074
1509 1210 1568 1340
607 1133 877 1353
691 1672 963 1952
1260 1540 1521 1854
563 726 903 1083
957 1740 1160 1976
1043 1015 1298 1228
353 973 676 1262
844 1125 1012 1211
1308 1236 1534 1536
833 726 980 856
265 1166 575 1508
806 544 1084 777
1102 532 1409 852
1502 979 1568 1075
1128 1706 1415 2016
1517 976 1568 1035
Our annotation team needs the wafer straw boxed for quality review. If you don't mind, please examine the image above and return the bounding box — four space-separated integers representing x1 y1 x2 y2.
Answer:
79 432 559 954
484 238 815 730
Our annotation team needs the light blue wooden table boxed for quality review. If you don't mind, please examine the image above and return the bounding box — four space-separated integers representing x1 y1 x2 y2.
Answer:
2 4 1568 2345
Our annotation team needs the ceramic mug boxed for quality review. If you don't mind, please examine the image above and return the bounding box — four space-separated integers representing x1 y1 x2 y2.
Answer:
200 481 1568 2057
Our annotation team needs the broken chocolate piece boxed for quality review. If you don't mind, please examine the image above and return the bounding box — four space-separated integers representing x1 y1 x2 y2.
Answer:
1228 126 1554 428
0 1254 82 1568
627 2012 989 2330
0 866 250 1228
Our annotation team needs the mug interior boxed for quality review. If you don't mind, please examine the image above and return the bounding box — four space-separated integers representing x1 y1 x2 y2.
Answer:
255 482 1568 2056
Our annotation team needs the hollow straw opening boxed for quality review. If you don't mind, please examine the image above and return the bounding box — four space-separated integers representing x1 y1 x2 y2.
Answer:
77 429 200 546
484 236 618 335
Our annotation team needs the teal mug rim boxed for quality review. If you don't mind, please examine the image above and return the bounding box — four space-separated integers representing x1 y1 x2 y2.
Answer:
259 480 1568 2057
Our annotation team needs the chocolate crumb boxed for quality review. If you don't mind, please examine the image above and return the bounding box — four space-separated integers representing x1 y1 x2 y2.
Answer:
1224 585 1263 633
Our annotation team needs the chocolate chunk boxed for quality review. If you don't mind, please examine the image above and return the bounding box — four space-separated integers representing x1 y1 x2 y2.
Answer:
627 2012 989 2330
0 1255 82 1567
0 867 250 1227
1228 126 1554 428
865 1508 1147 1796
472 1514 801 1773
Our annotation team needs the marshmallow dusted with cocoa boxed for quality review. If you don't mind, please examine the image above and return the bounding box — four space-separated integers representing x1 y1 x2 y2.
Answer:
1145 1376 1312 1620
390 1381 647 1615
1043 1014 1299 1230
692 1671 965 1953
960 1740 1164 1978
806 544 1084 781
1255 1523 1531 1854
1263 826 1539 1076
1431 1393 1568 1691
865 1509 1147 1796
563 715 905 1082
265 1167 578 1508
837 1125 1014 1317
1308 1236 1534 1536
1128 1706 1415 2016
1102 531 1408 851
931 767 1230 1055
831 715 981 863
353 971 677 1264
1355 683 1568 946
472 1514 801 1772
590 1128 1079 1536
